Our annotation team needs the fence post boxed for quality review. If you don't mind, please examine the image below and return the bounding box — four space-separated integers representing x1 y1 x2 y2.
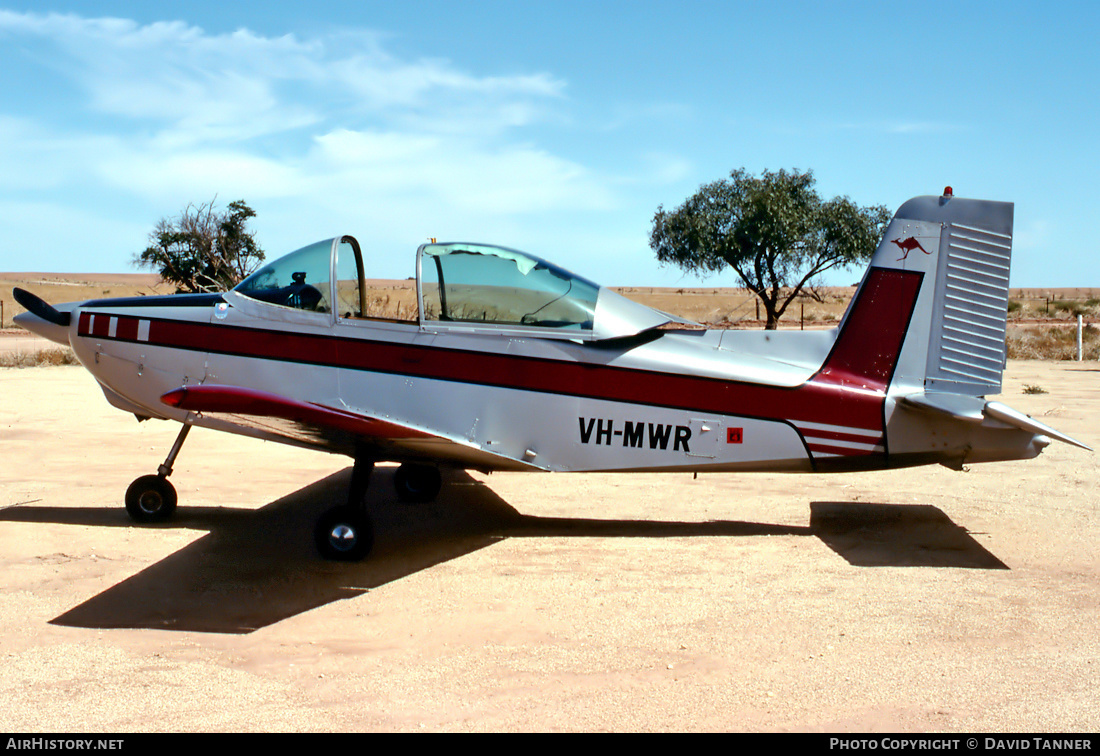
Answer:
1077 314 1084 361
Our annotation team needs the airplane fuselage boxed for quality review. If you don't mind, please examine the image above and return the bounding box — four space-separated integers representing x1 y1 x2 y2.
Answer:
65 265 1037 477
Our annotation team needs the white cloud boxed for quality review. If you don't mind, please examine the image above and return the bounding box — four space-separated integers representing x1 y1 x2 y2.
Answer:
0 10 635 274
310 128 612 213
1 11 589 188
0 11 565 145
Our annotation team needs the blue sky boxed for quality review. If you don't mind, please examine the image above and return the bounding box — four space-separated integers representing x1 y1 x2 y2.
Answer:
1 1 1097 287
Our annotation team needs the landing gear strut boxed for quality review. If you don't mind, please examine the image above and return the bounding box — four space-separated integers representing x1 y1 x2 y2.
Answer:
125 423 191 523
314 455 375 561
313 460 445 561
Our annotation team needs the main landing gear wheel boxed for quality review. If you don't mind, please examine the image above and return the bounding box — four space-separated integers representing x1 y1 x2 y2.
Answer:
394 463 442 503
315 454 376 561
125 475 178 523
314 506 374 562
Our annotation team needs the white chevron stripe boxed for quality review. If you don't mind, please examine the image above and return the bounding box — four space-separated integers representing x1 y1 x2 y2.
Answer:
808 438 884 453
791 420 882 439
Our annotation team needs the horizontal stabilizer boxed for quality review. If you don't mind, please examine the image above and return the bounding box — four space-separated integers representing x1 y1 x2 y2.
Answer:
899 392 986 423
983 401 1092 451
901 392 1091 451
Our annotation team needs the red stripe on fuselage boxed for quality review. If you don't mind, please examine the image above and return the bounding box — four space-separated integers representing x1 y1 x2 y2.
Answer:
79 312 141 341
80 268 922 452
115 316 139 342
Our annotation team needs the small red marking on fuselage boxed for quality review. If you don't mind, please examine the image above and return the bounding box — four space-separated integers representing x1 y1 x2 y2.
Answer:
890 236 931 261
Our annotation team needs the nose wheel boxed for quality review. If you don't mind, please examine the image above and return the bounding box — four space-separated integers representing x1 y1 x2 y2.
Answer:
125 422 190 524
124 474 178 523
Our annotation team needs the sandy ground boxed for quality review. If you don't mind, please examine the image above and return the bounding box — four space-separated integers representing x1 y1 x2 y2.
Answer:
0 361 1097 733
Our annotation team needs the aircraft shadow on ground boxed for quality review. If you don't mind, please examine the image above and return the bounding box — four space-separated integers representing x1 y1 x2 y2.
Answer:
1 470 1005 634
809 502 1008 570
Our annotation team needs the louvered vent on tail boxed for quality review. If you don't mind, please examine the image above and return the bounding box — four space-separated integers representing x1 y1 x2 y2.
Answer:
924 222 1012 395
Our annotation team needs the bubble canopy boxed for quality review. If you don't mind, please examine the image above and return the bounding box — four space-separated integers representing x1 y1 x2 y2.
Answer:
233 237 680 341
418 243 599 331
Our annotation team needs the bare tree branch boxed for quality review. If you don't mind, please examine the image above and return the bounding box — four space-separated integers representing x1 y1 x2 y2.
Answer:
134 198 264 293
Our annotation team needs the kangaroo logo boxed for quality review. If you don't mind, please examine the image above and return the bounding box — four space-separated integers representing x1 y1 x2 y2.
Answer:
890 236 931 261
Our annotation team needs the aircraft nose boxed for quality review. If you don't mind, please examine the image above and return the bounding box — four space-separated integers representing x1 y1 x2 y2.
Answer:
11 288 73 346
13 309 71 347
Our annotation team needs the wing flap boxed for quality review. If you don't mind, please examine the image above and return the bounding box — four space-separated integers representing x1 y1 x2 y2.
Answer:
160 384 541 470
162 385 431 441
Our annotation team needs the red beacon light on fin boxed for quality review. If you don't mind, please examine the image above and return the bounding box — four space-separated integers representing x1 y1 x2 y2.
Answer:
943 186 953 197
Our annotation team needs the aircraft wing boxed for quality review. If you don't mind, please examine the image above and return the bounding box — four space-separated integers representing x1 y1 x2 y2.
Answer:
160 385 539 470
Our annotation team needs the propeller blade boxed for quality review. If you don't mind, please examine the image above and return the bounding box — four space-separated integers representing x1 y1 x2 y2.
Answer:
12 287 71 327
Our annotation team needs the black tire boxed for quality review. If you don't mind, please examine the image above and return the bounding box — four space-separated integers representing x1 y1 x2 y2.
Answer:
314 506 374 561
124 475 178 523
393 464 442 503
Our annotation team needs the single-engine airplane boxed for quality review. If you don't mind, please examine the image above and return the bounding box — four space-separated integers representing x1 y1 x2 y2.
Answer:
14 189 1090 560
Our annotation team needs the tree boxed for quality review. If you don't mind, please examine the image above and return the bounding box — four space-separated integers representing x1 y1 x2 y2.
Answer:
135 199 265 293
649 168 891 329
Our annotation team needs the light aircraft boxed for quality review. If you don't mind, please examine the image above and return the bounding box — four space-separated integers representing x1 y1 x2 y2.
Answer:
14 189 1090 561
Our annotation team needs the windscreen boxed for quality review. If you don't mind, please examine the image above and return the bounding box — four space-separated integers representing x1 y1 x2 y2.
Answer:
235 239 332 313
420 243 598 330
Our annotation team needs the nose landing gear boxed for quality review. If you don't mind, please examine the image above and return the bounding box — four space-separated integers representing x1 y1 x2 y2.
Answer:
124 423 190 523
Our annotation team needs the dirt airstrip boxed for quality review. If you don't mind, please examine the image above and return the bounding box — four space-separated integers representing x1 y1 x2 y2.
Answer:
0 357 1098 732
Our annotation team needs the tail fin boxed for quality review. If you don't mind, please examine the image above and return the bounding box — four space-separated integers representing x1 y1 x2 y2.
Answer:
832 188 1014 398
830 188 1090 458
